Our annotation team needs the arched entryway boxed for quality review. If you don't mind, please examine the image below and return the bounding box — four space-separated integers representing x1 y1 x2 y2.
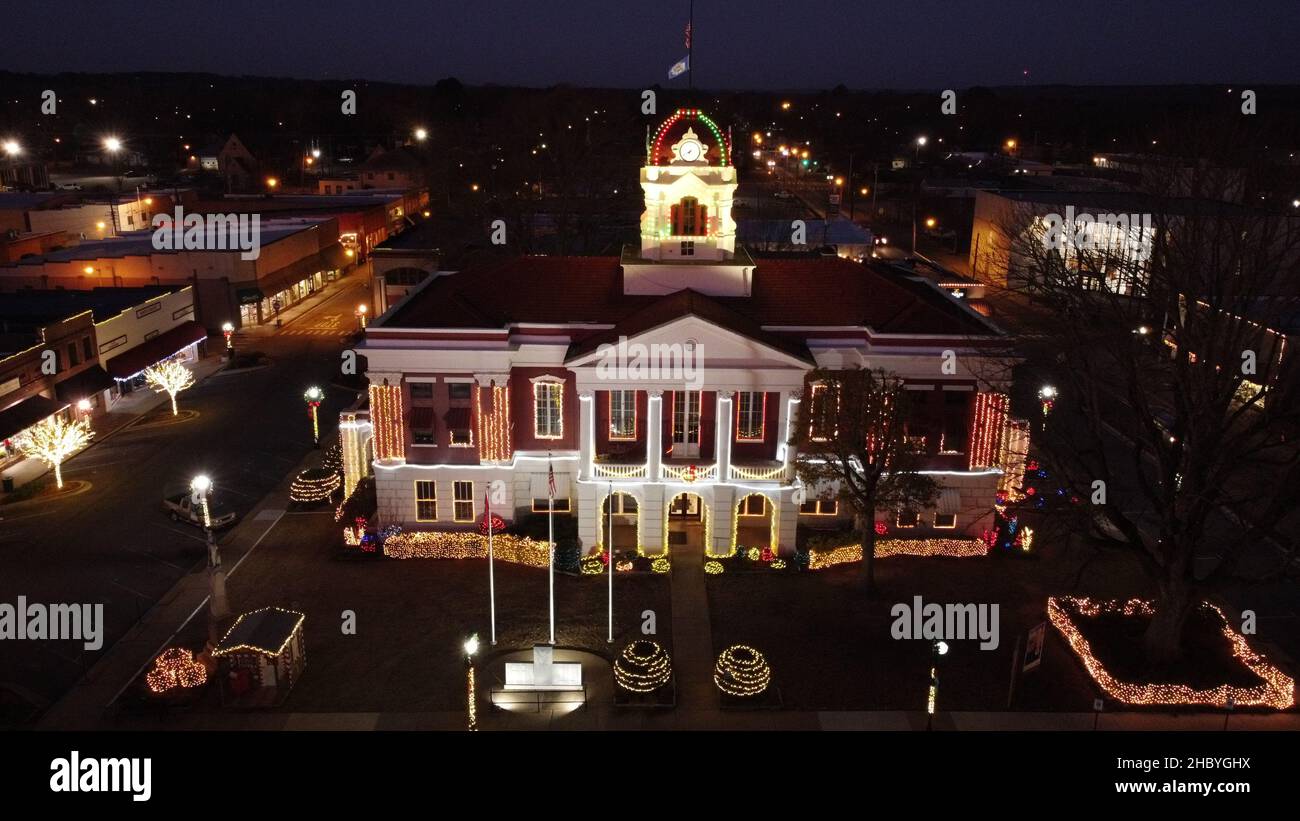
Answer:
599 491 640 556
665 491 708 553
734 492 778 556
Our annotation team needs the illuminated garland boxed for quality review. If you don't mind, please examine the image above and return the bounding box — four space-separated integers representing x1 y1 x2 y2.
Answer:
704 560 724 574
969 392 1009 470
770 558 787 570
290 467 342 503
648 108 730 166
714 644 771 697
808 538 988 570
369 384 405 461
339 412 372 499
475 384 512 462
321 441 344 476
1048 597 1295 710
383 531 549 567
145 648 207 694
652 557 671 573
614 640 673 693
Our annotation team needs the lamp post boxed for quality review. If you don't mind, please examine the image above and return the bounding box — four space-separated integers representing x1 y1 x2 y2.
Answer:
192 474 228 646
221 321 235 358
304 386 323 447
464 633 479 731
927 639 948 730
356 303 368 331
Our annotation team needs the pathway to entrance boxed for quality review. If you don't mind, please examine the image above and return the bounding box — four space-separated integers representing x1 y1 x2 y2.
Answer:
669 541 717 711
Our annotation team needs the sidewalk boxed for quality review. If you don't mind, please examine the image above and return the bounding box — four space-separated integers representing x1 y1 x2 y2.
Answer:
235 267 362 338
1 352 228 495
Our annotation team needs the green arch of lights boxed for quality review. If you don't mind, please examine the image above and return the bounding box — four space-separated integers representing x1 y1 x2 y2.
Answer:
648 108 730 166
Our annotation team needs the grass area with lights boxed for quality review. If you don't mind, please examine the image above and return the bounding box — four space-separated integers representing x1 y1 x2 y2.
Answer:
1048 597 1295 710
0 476 90 506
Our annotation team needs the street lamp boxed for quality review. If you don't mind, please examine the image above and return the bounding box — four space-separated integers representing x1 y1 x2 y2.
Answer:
265 176 279 190
927 639 949 730
102 136 122 154
464 633 479 730
192 474 228 646
2 139 20 157
915 135 927 160
414 127 428 142
76 398 92 420
356 303 368 330
221 321 235 355
925 217 937 229
304 386 324 447
1038 385 1057 418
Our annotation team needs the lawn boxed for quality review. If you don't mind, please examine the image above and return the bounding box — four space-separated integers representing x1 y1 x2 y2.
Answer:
197 512 670 713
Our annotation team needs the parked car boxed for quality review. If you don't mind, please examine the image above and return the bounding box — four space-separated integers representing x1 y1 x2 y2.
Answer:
163 492 238 529
774 189 792 199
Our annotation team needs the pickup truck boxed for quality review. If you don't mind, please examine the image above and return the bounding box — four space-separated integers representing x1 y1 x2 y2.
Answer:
163 493 238 529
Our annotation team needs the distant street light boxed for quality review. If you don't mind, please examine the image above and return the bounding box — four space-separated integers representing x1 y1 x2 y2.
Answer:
925 217 937 229
192 474 228 646
2 140 20 157
356 303 368 330
304 386 324 447
76 398 92 419
221 321 235 355
102 136 122 153
311 148 321 159
414 127 428 142
265 176 279 190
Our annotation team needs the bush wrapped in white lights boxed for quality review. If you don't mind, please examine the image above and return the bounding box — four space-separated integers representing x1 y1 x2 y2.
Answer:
614 640 673 694
290 467 341 504
713 644 772 697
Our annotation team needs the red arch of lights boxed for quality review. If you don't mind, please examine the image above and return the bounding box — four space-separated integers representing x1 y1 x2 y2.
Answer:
648 109 731 167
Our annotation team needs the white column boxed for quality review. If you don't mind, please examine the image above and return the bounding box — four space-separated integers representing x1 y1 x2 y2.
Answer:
647 390 663 481
715 390 734 480
780 392 801 482
579 392 595 480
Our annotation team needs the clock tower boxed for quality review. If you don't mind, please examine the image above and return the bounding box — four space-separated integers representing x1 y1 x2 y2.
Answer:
637 109 739 263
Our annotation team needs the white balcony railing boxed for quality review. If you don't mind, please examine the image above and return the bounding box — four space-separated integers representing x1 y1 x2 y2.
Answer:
592 463 648 480
661 463 718 483
729 464 785 482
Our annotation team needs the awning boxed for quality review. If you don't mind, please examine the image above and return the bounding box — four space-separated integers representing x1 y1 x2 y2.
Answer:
55 366 115 402
531 471 571 498
935 488 961 515
410 406 435 429
443 407 471 430
106 321 209 380
0 394 68 441
257 247 348 296
236 287 264 305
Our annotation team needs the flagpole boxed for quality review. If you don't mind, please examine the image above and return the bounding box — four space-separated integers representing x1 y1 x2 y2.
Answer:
688 0 694 93
607 481 614 643
486 492 496 645
548 454 556 645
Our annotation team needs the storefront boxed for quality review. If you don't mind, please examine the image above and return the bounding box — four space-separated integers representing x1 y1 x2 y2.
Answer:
104 320 209 398
0 394 70 477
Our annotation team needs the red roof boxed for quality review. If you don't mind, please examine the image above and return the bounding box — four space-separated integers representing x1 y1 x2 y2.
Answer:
382 255 993 338
106 321 209 380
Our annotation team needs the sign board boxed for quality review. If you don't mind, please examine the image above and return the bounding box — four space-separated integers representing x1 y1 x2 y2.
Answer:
1023 622 1047 672
504 644 582 691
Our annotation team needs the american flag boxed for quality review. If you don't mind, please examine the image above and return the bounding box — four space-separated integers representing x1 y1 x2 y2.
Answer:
483 489 491 525
684 21 691 48
547 453 556 498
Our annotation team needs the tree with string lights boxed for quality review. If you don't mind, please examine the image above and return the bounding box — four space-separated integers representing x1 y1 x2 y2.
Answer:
144 359 196 416
15 416 93 489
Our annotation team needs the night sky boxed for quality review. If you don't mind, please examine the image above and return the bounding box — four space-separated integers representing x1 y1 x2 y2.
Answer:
4 0 1298 88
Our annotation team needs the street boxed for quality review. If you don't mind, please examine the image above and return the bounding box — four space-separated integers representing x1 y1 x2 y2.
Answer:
0 275 368 716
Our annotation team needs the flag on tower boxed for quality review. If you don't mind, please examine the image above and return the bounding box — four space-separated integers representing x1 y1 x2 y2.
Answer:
668 55 690 79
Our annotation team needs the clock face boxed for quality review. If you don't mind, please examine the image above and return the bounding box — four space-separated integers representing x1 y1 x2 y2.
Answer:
678 140 702 162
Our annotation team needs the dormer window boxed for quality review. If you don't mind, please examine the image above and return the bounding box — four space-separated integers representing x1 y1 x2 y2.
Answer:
671 197 707 236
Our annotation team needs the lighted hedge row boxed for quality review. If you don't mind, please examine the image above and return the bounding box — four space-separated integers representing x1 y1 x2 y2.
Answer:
383 531 550 567
807 538 988 570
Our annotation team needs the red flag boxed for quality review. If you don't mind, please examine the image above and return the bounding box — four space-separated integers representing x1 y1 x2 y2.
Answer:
685 21 692 48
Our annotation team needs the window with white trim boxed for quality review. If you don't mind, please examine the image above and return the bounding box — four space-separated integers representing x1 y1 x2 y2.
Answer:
934 513 957 529
896 509 919 528
736 391 765 441
415 480 437 521
799 498 839 515
739 494 768 516
609 390 636 440
453 481 474 522
534 380 563 439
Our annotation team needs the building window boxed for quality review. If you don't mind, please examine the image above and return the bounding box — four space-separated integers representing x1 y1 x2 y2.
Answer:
446 408 473 446
808 382 838 441
671 196 707 236
609 390 636 440
415 480 437 521
453 481 474 522
448 382 472 401
532 498 572 513
680 240 695 256
603 493 638 515
409 382 436 445
739 494 767 516
934 513 957 529
409 382 434 400
534 380 563 439
896 509 919 528
799 499 839 516
81 337 93 361
66 342 80 367
735 391 765 441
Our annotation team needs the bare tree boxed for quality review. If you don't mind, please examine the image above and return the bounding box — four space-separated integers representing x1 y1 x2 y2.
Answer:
792 367 940 591
995 138 1300 667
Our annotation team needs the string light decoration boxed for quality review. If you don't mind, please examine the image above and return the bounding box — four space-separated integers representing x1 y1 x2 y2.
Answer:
145 648 207 694
616 560 635 572
339 412 372 499
648 108 731 166
1048 597 1295 710
478 512 507 535
290 467 342 503
475 384 513 462
369 384 405 461
652 557 671 573
13 415 93 489
614 640 673 693
383 531 549 567
704 560 724 574
808 538 988 570
143 359 195 416
321 440 344 477
771 558 787 570
714 645 771 697
969 392 1009 470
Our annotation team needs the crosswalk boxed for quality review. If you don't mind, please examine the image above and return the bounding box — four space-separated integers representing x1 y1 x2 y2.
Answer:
277 328 354 337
